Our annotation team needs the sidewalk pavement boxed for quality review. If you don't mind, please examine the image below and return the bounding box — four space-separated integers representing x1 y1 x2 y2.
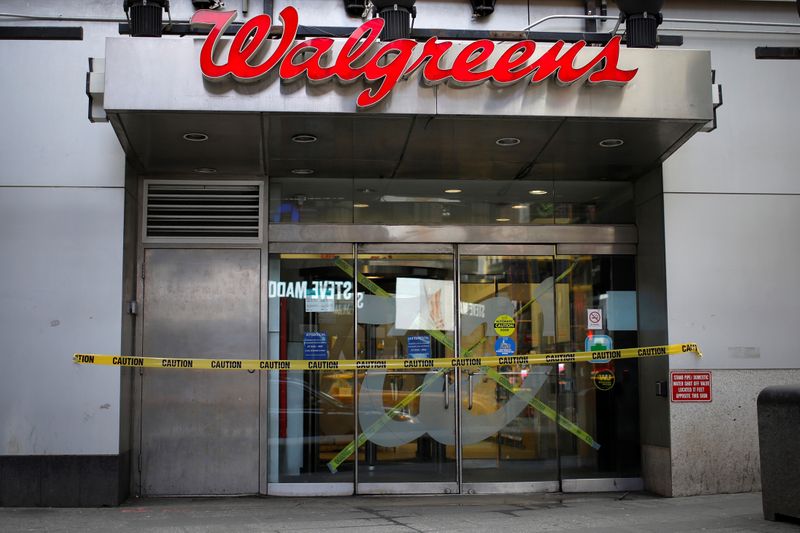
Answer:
1 491 797 533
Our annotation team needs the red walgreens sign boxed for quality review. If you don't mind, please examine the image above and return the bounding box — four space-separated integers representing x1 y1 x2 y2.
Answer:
671 371 712 402
190 7 638 109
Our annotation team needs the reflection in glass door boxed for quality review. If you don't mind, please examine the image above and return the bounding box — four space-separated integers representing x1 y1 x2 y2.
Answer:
355 246 458 494
458 249 560 492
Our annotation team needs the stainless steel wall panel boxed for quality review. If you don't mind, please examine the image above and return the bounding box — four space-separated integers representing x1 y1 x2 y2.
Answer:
268 243 353 254
104 38 437 116
103 37 711 122
358 243 454 254
462 481 560 494
140 249 261 495
556 244 637 255
268 224 637 244
417 45 712 122
460 244 555 256
562 478 644 492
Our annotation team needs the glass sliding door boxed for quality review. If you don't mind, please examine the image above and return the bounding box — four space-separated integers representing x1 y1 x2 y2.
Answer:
265 242 641 495
458 246 560 492
554 254 641 490
355 245 458 494
267 245 356 495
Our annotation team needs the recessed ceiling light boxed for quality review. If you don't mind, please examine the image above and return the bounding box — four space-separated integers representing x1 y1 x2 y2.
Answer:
183 132 208 142
444 189 462 194
354 203 369 208
496 217 510 222
291 134 318 144
528 189 548 196
495 137 521 147
599 138 624 148
193 167 217 174
511 203 527 209
291 168 315 175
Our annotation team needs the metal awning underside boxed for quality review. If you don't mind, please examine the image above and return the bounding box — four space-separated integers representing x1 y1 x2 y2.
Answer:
93 36 716 180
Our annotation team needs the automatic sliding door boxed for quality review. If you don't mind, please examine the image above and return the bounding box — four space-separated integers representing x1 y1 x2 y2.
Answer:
266 246 356 495
458 248 560 492
555 254 641 490
355 246 458 494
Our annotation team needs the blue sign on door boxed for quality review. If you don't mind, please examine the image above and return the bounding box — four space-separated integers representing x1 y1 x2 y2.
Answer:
303 332 328 360
586 334 613 363
495 336 516 356
407 335 431 359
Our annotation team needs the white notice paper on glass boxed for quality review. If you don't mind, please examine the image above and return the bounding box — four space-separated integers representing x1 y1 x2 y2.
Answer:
395 278 454 331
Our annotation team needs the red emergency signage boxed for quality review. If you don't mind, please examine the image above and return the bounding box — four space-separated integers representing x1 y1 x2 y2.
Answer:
190 6 638 108
670 371 712 402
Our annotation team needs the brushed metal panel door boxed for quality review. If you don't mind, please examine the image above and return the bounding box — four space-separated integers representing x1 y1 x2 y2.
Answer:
141 249 261 495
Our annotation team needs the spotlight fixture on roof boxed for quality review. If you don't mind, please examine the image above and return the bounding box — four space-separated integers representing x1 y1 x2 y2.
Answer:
123 0 170 37
191 0 224 9
343 0 367 17
372 0 417 40
615 0 664 48
469 0 496 17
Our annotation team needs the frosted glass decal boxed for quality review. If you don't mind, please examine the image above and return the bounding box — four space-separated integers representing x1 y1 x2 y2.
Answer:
358 368 550 447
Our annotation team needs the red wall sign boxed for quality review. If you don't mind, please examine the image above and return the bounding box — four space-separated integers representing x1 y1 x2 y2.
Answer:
671 371 712 402
190 7 638 108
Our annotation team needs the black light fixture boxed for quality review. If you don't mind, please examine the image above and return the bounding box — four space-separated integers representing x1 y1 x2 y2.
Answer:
372 0 417 40
343 0 367 17
616 0 664 48
469 0 496 17
123 0 170 37
191 0 224 8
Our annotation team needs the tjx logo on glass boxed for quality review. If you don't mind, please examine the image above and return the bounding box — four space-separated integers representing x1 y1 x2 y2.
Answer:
190 6 637 108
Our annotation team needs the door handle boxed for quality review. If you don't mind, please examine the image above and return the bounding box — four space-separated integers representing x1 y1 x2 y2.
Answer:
443 372 450 410
468 372 474 411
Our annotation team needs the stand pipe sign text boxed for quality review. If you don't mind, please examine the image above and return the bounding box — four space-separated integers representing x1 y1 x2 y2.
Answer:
190 7 638 109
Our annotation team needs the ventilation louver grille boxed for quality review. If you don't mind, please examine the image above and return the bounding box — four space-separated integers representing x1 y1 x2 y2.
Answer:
144 181 262 242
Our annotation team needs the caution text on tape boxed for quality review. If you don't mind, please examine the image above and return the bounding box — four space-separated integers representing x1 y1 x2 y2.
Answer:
74 343 701 371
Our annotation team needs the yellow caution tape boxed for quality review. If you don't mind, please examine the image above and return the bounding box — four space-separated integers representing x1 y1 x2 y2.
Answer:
73 343 701 371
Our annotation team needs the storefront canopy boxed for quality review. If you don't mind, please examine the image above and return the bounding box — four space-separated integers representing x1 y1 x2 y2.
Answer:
91 32 716 180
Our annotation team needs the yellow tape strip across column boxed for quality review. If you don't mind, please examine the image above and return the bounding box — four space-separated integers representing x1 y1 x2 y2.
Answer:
73 343 702 371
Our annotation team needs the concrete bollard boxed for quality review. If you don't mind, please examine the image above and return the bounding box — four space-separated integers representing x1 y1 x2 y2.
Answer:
757 385 800 522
